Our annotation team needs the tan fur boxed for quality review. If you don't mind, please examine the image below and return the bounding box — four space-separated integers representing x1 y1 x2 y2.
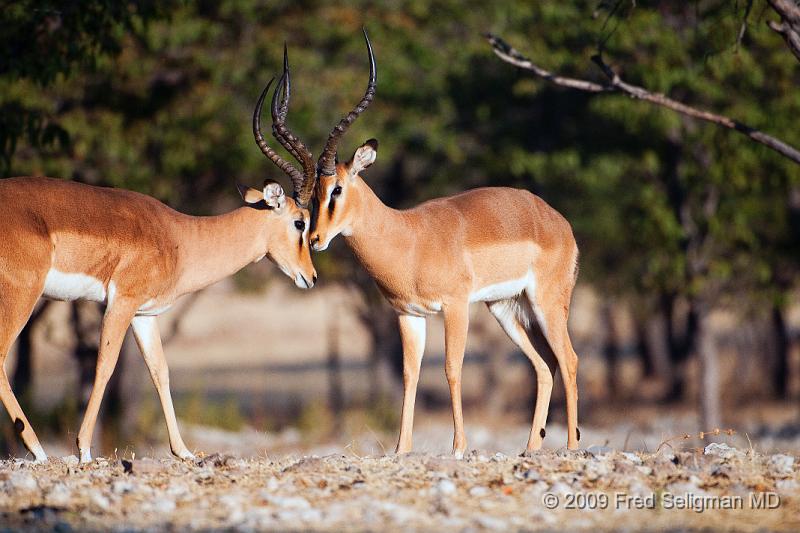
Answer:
311 143 580 455
0 176 316 462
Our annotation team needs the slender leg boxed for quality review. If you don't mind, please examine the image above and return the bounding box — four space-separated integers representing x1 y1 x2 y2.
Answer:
130 316 194 460
443 302 469 458
395 314 426 454
486 299 556 451
538 301 580 450
76 300 136 463
0 286 47 462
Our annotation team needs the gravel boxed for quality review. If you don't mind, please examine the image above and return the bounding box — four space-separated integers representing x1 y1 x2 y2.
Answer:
0 445 798 531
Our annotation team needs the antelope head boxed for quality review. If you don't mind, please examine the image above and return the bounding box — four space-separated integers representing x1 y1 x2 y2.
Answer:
307 29 377 252
246 47 320 289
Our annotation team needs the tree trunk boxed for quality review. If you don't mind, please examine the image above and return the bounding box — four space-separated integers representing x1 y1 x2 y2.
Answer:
664 294 698 401
484 348 507 416
11 301 51 398
696 311 722 430
642 313 673 388
771 304 790 399
602 303 621 398
327 307 344 435
634 316 654 378
71 301 101 450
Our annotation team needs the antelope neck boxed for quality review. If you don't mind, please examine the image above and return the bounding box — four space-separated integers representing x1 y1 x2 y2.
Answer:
174 207 269 295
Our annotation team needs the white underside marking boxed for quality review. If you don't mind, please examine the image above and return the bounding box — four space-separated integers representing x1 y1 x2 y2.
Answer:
487 300 529 343
469 271 534 304
404 315 426 350
137 299 172 317
483 272 549 336
399 301 442 316
42 269 107 303
131 316 157 353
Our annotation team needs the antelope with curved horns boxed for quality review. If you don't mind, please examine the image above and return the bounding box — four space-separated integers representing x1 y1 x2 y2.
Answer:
309 34 581 456
0 60 319 462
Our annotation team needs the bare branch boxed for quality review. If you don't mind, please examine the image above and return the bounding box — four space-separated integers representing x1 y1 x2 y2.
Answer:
485 33 611 93
486 33 800 165
767 0 800 62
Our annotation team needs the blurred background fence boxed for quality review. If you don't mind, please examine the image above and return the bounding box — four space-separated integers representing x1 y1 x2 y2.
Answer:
1 0 799 457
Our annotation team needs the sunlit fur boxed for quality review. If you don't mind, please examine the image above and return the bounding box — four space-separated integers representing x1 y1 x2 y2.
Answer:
311 141 580 455
0 177 316 462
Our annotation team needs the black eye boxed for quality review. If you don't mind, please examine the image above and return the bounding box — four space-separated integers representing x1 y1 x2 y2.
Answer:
294 220 305 231
332 185 342 197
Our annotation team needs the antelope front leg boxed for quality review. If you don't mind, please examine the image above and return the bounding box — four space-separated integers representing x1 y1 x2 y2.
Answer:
76 301 136 463
395 314 426 454
443 302 469 458
130 316 195 460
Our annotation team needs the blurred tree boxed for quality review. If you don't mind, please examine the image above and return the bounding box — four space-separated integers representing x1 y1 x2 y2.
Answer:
487 1 799 427
1 0 797 441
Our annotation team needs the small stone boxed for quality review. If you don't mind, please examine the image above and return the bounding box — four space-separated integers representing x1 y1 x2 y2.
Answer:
548 481 572 495
7 471 38 493
491 452 507 462
586 445 613 457
297 508 323 523
703 443 741 460
584 459 612 480
264 476 280 492
46 483 71 507
517 469 541 482
436 479 457 496
266 495 311 509
768 454 795 475
89 491 112 512
150 498 176 514
469 486 490 497
111 480 134 494
621 452 642 464
776 479 799 492
475 515 507 529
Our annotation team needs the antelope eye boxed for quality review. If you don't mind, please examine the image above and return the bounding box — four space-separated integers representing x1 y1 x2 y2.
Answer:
332 185 342 197
294 220 305 231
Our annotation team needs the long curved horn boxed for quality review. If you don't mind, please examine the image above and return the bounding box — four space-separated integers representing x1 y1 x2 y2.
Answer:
317 27 377 177
253 77 305 189
271 44 316 206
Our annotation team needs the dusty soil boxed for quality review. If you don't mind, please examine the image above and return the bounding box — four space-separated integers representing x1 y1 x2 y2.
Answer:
0 443 798 531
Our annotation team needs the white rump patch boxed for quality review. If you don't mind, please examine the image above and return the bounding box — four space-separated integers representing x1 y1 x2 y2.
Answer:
42 269 106 303
469 271 534 304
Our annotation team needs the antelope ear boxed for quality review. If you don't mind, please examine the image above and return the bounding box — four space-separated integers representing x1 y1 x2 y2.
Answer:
263 180 286 210
347 138 378 177
237 183 264 204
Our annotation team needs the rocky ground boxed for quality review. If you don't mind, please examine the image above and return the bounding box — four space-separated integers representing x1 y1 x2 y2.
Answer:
0 442 798 532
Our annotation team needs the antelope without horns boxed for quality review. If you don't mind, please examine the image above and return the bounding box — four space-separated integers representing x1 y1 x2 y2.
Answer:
0 58 320 462
307 31 581 455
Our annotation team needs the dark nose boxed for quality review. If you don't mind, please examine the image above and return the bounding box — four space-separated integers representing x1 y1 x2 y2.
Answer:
312 274 318 284
311 235 320 246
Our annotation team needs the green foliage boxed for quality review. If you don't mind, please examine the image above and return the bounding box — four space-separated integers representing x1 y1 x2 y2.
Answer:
1 0 797 309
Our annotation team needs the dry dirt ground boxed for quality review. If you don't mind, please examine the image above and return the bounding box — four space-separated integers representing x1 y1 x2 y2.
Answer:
0 443 798 532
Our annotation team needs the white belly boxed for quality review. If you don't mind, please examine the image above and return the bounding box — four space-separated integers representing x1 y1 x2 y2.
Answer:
469 271 534 303
42 269 107 303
